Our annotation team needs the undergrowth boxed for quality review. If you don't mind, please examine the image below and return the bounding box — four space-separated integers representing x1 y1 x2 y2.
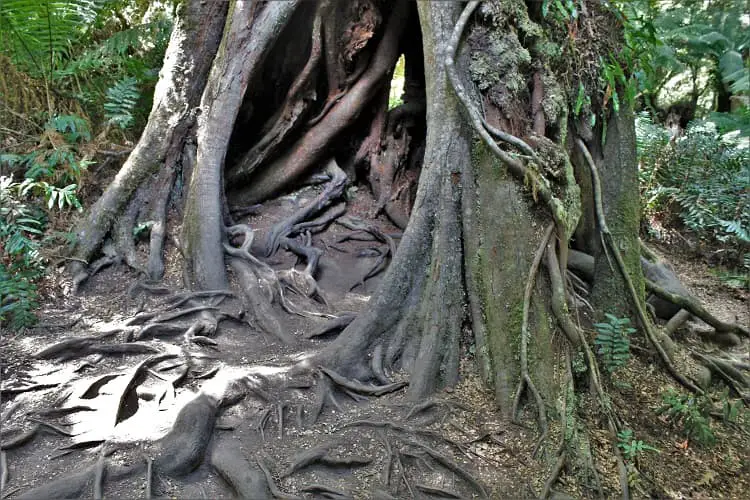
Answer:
657 388 716 447
0 0 165 329
637 113 750 285
594 313 634 373
0 116 88 328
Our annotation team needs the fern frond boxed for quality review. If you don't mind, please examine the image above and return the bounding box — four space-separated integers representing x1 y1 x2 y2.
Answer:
0 0 101 77
104 76 140 129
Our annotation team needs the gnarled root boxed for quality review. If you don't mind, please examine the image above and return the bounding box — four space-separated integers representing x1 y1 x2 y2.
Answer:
209 438 270 499
264 158 348 257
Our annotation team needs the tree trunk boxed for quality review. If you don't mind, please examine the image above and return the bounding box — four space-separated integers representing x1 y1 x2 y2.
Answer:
321 1 469 399
70 0 228 277
182 0 299 290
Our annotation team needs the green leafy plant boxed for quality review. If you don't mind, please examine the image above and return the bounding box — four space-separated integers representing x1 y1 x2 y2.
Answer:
637 114 750 251
0 176 45 328
594 314 635 373
1 114 94 185
0 175 81 328
657 388 715 447
617 429 660 461
104 76 141 129
542 0 578 21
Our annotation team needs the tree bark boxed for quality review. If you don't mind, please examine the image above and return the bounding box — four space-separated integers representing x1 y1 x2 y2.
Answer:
226 0 407 206
182 0 300 290
321 0 469 400
70 0 228 268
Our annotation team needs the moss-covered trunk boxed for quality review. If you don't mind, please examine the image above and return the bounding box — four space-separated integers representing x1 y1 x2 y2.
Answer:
586 108 645 319
463 141 563 414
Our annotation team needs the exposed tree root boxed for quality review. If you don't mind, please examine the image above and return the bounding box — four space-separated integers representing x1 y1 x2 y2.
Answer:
646 279 749 337
71 254 119 294
257 452 302 500
229 257 295 344
320 367 407 396
0 426 38 451
664 309 693 337
278 236 326 303
414 483 461 498
405 398 469 422
577 138 701 395
93 450 105 500
300 484 352 500
0 451 7 495
209 438 270 499
114 182 148 275
306 313 357 339
160 290 235 311
0 383 58 397
16 465 96 500
282 439 371 478
25 417 76 438
36 338 158 362
145 458 153 499
692 352 750 403
153 393 219 476
225 225 324 321
0 403 21 426
512 223 554 435
264 159 348 257
33 405 95 418
403 440 488 499
336 215 396 290
540 452 566 499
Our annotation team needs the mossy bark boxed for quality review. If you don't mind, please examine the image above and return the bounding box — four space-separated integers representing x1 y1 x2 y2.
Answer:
463 141 564 415
588 108 645 319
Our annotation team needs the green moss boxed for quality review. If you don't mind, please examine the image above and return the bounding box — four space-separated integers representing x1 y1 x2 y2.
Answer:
535 40 563 60
469 32 530 94
541 71 566 125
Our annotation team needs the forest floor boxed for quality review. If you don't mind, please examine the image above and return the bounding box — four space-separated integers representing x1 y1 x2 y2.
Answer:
0 181 748 499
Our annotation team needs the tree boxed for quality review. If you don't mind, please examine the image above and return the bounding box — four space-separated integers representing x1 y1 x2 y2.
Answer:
12 1 748 498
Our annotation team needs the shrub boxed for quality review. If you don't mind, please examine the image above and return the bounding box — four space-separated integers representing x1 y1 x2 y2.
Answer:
0 170 82 328
637 114 750 249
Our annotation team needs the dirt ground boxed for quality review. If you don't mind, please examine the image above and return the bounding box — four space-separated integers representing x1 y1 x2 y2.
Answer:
0 184 748 499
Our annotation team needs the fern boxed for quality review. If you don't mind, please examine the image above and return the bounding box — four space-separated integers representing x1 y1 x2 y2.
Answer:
617 429 659 462
0 262 40 329
0 176 44 328
47 114 92 142
638 115 750 249
594 314 635 373
0 0 101 77
0 173 82 329
104 76 140 129
58 19 172 79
